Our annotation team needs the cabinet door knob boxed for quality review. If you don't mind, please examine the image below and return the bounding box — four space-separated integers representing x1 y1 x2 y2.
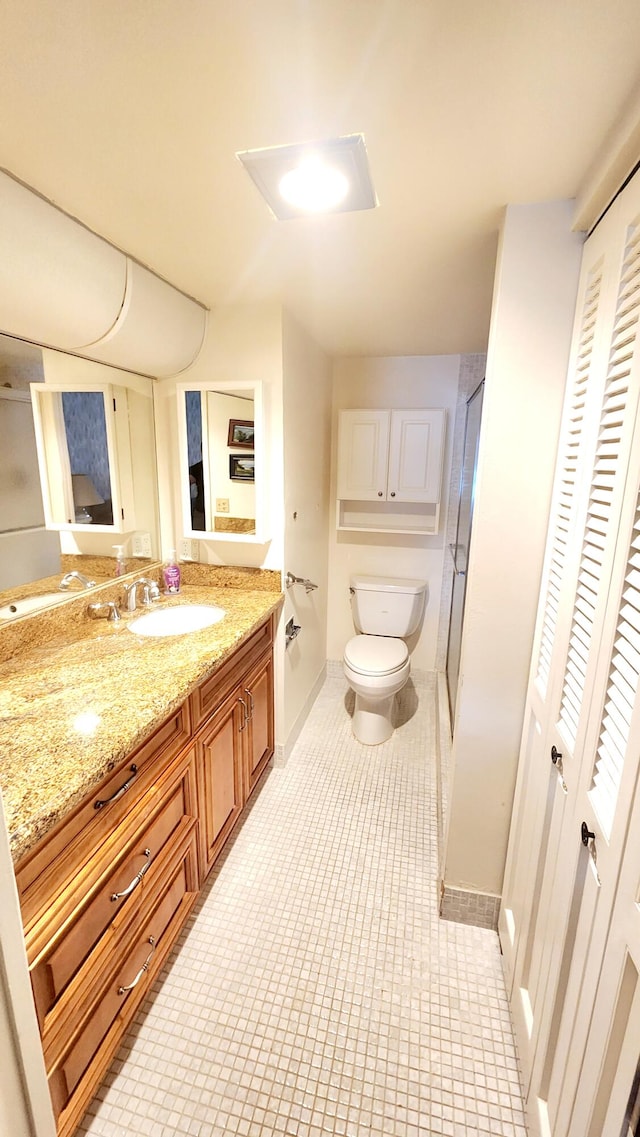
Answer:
390 491 396 498
551 745 562 765
378 491 383 497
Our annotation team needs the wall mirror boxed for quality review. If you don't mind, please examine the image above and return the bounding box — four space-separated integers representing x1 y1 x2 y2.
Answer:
31 382 134 532
176 380 267 543
0 332 160 605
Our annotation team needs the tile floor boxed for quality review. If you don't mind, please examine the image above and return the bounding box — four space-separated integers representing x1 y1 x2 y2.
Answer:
78 671 527 1137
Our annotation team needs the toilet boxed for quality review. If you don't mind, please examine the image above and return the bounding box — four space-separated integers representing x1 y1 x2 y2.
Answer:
343 574 427 745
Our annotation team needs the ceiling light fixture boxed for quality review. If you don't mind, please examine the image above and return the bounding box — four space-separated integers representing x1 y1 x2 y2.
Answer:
237 134 377 221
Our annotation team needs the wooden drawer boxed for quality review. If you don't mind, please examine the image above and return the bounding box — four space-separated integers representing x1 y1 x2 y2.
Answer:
190 616 274 729
18 700 192 929
30 746 198 1031
47 826 199 1137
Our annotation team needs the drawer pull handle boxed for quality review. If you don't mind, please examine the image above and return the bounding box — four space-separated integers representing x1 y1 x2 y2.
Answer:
94 764 138 810
117 936 156 995
238 696 248 731
244 688 255 720
110 848 152 902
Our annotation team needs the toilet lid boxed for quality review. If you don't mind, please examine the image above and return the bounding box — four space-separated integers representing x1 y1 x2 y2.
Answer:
344 635 408 675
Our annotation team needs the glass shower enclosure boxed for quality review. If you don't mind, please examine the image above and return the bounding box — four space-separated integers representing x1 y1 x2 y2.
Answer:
446 378 484 720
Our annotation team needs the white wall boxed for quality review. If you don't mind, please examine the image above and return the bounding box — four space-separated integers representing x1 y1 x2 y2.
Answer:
281 311 332 752
443 201 584 898
154 302 284 571
327 355 461 671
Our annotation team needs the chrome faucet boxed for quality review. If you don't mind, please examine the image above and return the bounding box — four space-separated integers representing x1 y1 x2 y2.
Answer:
123 577 161 612
59 570 96 590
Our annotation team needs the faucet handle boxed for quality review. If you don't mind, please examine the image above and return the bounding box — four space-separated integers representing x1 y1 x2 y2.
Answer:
141 581 160 605
87 600 121 623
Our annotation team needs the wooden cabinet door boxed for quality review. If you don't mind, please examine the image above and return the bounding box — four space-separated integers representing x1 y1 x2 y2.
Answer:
337 409 390 500
243 651 274 800
196 690 245 877
387 408 445 502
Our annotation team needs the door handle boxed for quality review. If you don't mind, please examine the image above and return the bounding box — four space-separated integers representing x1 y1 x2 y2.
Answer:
244 688 255 720
581 822 596 847
238 696 248 731
551 745 562 765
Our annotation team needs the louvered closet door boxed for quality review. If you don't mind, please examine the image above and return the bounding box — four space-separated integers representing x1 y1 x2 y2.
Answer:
498 213 613 1092
567 720 640 1137
499 169 640 1137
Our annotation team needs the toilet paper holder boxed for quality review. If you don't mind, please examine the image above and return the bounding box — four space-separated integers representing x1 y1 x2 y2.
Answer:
285 616 301 647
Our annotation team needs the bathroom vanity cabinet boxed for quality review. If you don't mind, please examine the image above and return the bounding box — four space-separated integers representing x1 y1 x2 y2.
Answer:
14 614 276 1137
336 407 445 534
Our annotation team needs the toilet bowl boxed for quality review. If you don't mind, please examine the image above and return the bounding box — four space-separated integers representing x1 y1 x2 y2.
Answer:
344 634 410 744
342 575 426 745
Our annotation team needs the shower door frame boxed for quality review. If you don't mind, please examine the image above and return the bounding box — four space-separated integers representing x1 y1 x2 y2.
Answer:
445 377 485 722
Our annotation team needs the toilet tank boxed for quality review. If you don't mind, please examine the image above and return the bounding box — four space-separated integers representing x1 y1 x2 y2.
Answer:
349 575 427 637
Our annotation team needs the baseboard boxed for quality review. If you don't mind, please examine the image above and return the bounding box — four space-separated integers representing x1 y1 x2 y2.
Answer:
439 883 501 931
274 663 327 767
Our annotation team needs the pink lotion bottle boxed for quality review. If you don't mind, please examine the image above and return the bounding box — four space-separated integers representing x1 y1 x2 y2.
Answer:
163 549 181 594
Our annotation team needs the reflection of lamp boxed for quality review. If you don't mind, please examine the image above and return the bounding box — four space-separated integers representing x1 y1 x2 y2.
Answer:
72 474 103 524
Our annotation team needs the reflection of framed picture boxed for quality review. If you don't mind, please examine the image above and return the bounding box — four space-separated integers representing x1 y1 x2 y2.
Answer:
227 419 254 448
229 454 255 482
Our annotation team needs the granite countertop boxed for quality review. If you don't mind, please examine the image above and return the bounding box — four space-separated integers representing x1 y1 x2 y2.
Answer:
0 582 283 865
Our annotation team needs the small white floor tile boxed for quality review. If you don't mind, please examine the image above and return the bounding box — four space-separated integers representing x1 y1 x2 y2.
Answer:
78 673 526 1137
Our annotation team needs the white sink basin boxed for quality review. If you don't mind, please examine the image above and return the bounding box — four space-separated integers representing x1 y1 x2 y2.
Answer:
127 604 225 637
0 592 71 621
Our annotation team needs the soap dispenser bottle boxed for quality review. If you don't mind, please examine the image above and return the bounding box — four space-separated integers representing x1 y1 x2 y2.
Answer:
163 549 181 594
113 545 127 576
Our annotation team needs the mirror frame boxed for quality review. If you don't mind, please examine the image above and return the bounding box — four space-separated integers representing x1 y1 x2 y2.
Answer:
176 379 267 543
30 381 135 533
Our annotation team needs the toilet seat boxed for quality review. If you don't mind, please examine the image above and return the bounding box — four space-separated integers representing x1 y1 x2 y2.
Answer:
343 634 408 676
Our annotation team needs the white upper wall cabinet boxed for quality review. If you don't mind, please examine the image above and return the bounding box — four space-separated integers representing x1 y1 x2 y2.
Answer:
336 408 445 534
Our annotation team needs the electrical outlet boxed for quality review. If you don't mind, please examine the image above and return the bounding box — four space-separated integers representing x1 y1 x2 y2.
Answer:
179 538 199 561
132 531 152 558
216 498 230 513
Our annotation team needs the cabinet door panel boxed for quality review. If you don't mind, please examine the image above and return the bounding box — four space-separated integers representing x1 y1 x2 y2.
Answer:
387 409 445 502
197 692 244 877
337 409 389 499
244 651 274 799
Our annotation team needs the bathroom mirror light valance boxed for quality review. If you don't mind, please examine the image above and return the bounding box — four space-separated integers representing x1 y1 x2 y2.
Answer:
0 168 208 378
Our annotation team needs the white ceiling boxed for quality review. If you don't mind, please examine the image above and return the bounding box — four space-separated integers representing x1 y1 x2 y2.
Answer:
1 1 640 359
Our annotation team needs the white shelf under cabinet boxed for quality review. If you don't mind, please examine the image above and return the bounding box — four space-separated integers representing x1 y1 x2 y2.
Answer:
336 498 440 535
